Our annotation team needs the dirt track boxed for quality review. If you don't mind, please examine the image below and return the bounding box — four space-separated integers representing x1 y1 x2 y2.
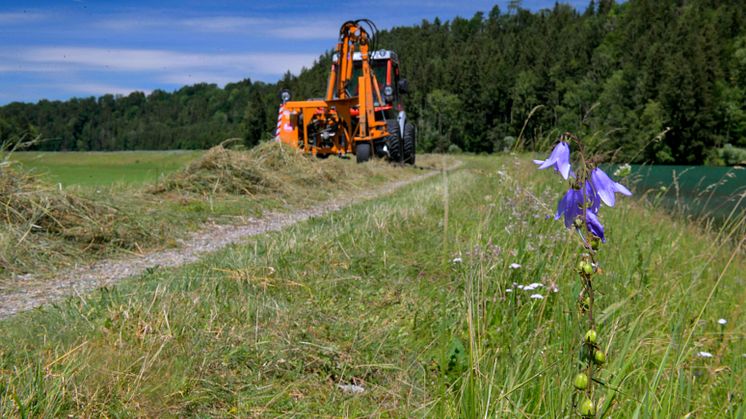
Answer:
0 164 457 319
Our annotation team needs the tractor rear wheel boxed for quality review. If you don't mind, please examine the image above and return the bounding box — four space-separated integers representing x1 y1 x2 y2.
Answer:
386 119 403 163
356 142 371 163
403 122 416 165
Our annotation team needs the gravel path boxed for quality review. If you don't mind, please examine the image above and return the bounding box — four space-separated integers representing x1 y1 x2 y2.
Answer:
0 165 456 319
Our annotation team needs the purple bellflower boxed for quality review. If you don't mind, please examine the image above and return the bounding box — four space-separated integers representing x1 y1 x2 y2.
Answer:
555 188 583 228
590 168 632 208
534 141 571 180
584 181 601 214
584 210 605 242
555 188 606 242
537 136 630 243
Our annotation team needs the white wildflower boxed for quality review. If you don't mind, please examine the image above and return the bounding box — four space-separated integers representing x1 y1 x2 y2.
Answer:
509 263 521 269
452 257 462 264
696 351 713 358
530 294 544 300
718 318 727 325
613 163 632 178
506 288 513 293
337 383 365 394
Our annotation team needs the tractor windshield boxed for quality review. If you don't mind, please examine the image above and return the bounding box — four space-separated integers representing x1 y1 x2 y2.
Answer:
347 60 388 101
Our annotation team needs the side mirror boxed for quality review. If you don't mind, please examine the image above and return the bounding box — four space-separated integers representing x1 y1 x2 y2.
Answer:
279 88 292 104
398 79 409 95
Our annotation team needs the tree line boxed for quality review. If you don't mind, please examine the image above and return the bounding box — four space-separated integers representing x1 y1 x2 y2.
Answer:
1 0 745 164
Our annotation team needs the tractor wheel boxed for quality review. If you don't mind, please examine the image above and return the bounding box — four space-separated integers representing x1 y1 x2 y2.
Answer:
386 119 403 163
403 122 416 165
356 142 371 163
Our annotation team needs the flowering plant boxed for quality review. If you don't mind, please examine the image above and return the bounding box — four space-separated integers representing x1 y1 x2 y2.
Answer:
534 132 631 417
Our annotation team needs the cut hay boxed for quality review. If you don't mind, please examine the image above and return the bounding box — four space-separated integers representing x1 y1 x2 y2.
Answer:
0 164 153 275
0 139 427 278
151 141 401 201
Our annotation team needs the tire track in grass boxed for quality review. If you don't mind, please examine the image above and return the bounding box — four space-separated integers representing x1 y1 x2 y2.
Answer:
0 163 461 319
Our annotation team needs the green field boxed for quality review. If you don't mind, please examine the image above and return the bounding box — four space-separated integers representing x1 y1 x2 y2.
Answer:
10 150 203 187
0 155 743 416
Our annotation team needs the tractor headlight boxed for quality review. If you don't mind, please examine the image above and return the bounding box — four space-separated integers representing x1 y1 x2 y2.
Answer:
280 89 292 103
383 86 393 97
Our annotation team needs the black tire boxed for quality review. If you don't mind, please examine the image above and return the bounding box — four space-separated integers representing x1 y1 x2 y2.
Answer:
403 122 416 165
315 153 330 159
385 119 403 163
356 142 371 163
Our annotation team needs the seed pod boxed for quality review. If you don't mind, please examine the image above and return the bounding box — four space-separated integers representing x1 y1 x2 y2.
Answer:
582 262 593 276
593 349 606 365
580 398 596 417
573 373 589 390
584 329 598 344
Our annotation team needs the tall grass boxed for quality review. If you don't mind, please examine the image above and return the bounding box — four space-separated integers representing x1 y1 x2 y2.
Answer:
0 155 742 416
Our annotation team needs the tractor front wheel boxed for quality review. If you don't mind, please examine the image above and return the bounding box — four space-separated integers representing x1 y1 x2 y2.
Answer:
403 122 416 165
386 119 403 163
356 142 371 163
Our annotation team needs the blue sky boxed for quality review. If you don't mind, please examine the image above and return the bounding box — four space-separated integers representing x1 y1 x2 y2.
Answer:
0 0 589 104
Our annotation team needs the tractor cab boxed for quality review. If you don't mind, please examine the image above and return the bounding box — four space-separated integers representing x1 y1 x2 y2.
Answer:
331 50 407 108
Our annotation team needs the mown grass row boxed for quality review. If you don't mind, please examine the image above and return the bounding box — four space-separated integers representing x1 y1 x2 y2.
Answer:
0 155 743 416
0 143 427 279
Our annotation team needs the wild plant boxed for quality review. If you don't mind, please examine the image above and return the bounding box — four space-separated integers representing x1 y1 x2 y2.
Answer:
533 132 632 417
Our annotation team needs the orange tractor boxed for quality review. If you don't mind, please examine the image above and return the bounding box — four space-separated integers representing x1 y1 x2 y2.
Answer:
275 19 415 164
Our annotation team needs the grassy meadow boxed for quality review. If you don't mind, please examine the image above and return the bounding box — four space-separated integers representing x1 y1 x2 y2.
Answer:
9 150 204 187
0 154 743 416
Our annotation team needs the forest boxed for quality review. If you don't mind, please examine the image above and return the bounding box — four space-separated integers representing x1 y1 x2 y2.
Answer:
1 0 745 164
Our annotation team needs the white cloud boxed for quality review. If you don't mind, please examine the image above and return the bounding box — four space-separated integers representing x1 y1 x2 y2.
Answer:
181 16 267 32
159 72 242 86
93 16 265 32
263 21 342 40
0 12 47 25
93 16 165 31
18 47 317 77
59 82 151 96
94 14 338 40
0 63 68 73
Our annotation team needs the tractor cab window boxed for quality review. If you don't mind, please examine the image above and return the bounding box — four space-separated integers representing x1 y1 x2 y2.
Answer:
347 59 392 104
